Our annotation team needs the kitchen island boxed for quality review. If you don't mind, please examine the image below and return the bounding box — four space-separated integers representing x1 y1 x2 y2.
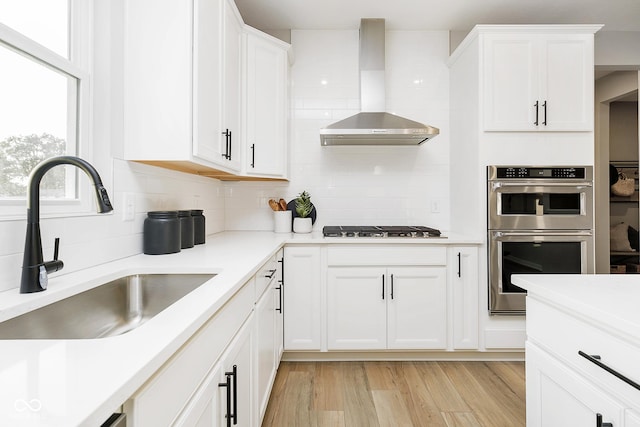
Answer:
513 274 640 426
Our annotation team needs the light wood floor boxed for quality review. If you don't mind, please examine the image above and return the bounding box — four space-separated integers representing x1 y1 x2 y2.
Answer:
261 361 525 427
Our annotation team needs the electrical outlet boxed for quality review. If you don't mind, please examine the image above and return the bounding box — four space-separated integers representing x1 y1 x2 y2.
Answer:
123 193 135 221
431 200 440 213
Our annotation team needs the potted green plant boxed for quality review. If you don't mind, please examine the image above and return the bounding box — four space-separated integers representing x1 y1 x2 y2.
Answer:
293 190 313 233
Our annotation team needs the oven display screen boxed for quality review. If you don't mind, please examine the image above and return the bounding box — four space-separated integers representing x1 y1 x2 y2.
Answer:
496 167 586 179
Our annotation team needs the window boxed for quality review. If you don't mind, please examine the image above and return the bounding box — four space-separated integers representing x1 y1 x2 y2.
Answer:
0 0 91 215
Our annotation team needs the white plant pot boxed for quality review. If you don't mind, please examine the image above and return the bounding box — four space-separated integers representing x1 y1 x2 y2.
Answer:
293 217 312 233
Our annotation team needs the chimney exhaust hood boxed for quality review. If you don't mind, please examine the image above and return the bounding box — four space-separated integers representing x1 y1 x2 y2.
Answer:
320 19 439 146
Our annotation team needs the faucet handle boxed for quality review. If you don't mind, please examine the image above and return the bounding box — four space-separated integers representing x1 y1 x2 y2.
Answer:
44 237 64 274
53 237 60 261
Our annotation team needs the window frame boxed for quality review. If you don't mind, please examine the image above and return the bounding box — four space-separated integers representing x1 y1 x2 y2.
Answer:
0 0 94 220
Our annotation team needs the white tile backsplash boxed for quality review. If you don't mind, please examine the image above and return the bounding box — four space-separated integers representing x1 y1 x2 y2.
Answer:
225 29 451 233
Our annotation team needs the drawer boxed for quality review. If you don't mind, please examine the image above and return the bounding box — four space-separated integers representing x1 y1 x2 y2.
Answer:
527 298 640 406
127 281 254 427
327 245 446 266
256 254 278 300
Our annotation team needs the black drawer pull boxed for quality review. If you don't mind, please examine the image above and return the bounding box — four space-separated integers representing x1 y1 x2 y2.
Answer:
578 351 640 391
265 269 277 279
596 413 613 427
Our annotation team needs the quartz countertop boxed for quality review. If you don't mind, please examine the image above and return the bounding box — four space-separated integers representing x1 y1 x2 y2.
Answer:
512 274 640 346
0 230 479 426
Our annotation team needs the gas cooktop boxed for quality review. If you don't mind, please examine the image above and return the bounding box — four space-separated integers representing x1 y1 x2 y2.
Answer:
322 226 442 238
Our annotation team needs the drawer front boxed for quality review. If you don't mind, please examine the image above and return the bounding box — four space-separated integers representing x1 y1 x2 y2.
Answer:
256 254 278 300
129 281 254 427
527 298 640 406
327 245 446 266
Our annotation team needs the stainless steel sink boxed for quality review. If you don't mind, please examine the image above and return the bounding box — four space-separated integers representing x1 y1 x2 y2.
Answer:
0 273 215 339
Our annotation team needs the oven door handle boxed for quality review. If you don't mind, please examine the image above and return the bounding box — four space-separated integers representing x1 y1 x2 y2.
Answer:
490 182 592 191
493 230 593 237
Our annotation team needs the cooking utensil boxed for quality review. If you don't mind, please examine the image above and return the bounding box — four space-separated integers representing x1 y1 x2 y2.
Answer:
268 199 280 211
278 198 287 211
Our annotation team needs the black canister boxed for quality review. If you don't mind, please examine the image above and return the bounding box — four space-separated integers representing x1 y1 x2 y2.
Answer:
191 210 206 245
144 211 181 255
178 210 194 249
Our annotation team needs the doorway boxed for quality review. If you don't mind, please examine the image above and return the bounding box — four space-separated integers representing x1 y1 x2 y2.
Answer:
594 71 640 273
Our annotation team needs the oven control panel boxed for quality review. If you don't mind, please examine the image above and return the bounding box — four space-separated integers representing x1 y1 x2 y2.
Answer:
494 167 587 179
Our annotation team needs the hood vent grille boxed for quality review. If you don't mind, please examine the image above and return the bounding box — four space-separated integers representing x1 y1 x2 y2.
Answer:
320 19 439 146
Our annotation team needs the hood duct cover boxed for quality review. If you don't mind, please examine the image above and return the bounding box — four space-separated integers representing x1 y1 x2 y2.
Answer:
320 19 439 146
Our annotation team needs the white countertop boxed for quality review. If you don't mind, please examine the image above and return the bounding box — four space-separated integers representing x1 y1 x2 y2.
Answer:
512 274 640 347
0 230 478 426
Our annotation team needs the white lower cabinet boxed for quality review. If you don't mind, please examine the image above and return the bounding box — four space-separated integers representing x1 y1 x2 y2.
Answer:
526 342 624 427
327 266 447 350
525 296 640 427
255 272 277 421
283 246 322 350
126 251 285 427
174 316 253 427
448 246 479 350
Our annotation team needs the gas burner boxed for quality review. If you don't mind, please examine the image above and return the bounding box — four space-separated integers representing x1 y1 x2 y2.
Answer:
322 226 442 238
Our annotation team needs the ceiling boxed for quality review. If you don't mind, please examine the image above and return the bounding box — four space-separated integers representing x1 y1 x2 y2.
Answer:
234 0 640 32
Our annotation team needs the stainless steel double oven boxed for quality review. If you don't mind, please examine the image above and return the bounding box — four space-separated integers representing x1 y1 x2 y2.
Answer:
487 166 594 315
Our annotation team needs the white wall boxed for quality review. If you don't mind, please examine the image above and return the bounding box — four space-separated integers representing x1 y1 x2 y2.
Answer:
225 29 451 233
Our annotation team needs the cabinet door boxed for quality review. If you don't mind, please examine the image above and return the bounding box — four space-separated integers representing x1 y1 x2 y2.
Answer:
541 35 594 131
482 32 594 132
192 0 224 164
218 316 254 427
283 246 322 350
449 247 479 350
483 34 538 131
275 251 284 360
245 32 288 178
526 342 624 427
172 363 223 427
220 0 242 171
255 283 276 422
327 267 387 350
387 267 447 349
123 0 192 160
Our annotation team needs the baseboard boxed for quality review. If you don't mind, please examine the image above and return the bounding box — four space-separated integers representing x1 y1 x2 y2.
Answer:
281 350 525 362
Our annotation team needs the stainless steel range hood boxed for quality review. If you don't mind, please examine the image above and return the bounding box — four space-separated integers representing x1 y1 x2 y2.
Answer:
320 19 439 146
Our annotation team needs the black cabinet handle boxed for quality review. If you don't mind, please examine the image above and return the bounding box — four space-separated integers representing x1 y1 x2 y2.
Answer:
278 258 284 284
265 269 276 279
218 373 232 427
542 100 547 126
579 351 640 391
250 143 255 168
221 129 231 160
596 413 613 427
382 275 385 300
276 285 282 313
390 274 394 299
534 100 539 126
231 365 237 425
228 130 232 160
457 252 461 278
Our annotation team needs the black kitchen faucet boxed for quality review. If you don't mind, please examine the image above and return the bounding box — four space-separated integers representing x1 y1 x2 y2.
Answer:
20 156 113 293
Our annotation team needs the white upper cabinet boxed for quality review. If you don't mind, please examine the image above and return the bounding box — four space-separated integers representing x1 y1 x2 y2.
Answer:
122 0 289 180
481 27 599 131
192 0 243 170
243 29 289 178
